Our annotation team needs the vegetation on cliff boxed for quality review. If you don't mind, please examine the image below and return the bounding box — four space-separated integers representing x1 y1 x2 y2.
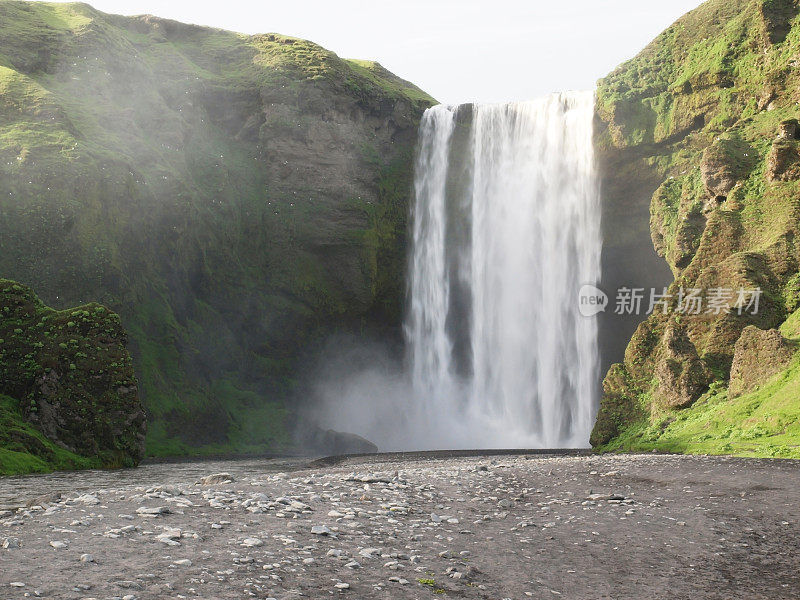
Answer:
592 0 800 457
0 279 145 475
0 1 435 459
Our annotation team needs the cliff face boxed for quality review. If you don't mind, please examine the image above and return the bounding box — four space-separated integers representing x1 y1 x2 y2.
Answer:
0 1 435 456
592 0 800 457
0 279 145 474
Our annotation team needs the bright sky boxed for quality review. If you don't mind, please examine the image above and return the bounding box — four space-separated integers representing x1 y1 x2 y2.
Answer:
45 0 702 104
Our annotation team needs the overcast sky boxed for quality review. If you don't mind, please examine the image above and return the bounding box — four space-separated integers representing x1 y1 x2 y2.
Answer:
45 0 702 104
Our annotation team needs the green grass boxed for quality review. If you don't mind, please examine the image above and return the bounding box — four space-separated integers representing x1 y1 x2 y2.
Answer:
598 307 800 458
0 393 100 475
597 353 800 458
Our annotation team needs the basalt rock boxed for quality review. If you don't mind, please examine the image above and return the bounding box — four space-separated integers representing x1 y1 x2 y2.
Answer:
766 139 800 181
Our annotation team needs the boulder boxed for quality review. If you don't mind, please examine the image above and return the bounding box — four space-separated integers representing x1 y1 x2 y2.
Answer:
300 426 378 456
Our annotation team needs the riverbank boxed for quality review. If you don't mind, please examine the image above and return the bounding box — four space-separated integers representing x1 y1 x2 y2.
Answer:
1 453 798 599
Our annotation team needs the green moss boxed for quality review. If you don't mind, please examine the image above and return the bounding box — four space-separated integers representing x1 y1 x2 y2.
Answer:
0 393 100 475
0 278 144 475
345 59 436 106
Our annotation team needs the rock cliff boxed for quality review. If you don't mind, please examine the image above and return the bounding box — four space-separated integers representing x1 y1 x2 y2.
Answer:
592 0 800 457
0 1 435 457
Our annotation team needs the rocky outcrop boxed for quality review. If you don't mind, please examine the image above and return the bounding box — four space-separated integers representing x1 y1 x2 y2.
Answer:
729 326 795 396
0 2 435 457
758 0 799 44
700 138 757 205
766 126 800 181
0 279 145 471
654 325 711 408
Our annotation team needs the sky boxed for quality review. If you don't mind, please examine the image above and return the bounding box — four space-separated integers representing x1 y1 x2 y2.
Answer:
43 0 703 104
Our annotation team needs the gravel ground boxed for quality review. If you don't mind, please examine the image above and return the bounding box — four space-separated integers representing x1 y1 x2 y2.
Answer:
1 453 798 600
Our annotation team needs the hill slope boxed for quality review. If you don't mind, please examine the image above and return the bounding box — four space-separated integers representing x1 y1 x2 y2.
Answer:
0 1 435 457
592 0 800 457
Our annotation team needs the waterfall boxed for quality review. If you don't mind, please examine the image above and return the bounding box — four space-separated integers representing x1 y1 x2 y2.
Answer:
405 91 601 449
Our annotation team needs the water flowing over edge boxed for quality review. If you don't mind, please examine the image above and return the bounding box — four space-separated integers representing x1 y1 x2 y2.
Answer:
405 92 602 449
312 91 601 451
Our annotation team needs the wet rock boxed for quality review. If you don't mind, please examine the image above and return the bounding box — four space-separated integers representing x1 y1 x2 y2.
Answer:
301 427 378 456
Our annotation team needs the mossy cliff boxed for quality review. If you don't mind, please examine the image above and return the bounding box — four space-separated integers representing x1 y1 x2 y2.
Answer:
0 1 435 458
0 279 145 474
592 0 800 457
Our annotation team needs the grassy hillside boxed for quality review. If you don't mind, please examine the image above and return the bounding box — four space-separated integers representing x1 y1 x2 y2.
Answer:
0 1 435 459
592 0 800 458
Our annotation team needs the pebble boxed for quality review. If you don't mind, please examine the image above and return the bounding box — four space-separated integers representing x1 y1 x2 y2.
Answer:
310 525 333 536
0 454 793 600
49 541 68 549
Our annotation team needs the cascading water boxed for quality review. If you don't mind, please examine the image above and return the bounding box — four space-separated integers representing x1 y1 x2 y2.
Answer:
405 91 601 449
